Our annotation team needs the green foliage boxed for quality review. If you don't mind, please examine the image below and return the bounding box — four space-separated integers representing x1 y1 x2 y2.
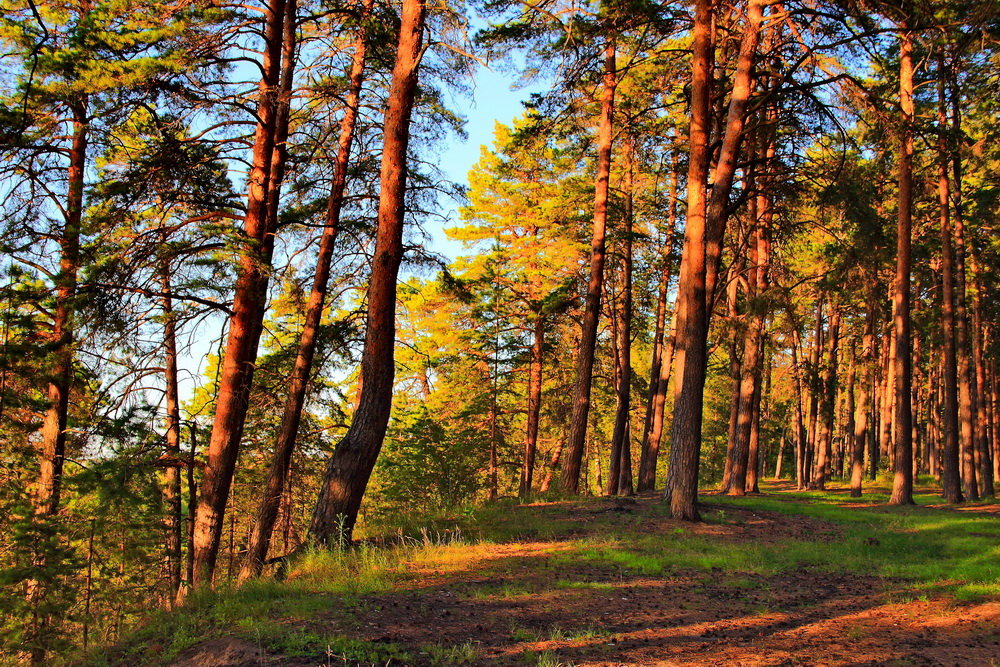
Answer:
369 404 486 521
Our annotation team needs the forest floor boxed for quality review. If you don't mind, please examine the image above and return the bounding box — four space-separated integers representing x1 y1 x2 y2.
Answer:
93 482 1000 667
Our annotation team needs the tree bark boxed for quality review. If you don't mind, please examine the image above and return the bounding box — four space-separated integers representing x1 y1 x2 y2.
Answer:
815 307 841 491
666 0 766 520
851 301 875 497
949 63 979 501
160 263 183 604
28 99 88 665
561 40 616 493
889 24 915 506
937 50 962 503
239 0 370 582
309 0 427 546
609 146 634 496
805 300 823 487
970 257 995 497
192 0 297 586
638 162 679 492
745 170 772 494
721 265 744 493
520 314 545 498
664 0 713 520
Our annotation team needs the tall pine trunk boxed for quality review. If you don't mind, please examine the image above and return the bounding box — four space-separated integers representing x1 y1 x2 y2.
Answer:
309 0 427 545
889 23 915 505
948 63 979 501
745 171 772 494
815 308 841 490
561 40 616 493
970 258 995 497
851 300 875 497
192 0 297 586
608 145 634 496
520 314 545 498
666 0 765 519
160 263 183 603
937 50 962 503
28 99 88 665
637 165 679 492
664 0 713 520
239 0 370 582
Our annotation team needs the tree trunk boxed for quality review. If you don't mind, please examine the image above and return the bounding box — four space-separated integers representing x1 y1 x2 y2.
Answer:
638 161 679 492
666 0 765 519
851 301 875 497
815 308 842 490
722 265 744 493
309 0 426 546
948 64 979 501
192 0 297 586
970 257 995 497
609 145 634 496
239 1 370 582
663 0 712 520
703 0 767 305
745 165 773 494
936 52 962 503
789 329 807 489
520 314 545 498
561 40 616 493
889 24 915 506
27 99 88 665
878 323 894 475
160 264 183 603
805 300 823 487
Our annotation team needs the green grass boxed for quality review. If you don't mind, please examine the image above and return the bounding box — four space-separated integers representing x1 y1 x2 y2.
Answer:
708 490 1000 600
79 483 1000 665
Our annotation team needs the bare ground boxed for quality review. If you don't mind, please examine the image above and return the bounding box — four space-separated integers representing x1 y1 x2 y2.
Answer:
174 491 1000 666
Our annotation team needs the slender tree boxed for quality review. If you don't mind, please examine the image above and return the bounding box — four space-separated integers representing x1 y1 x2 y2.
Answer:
239 0 372 582
310 0 428 545
889 20 915 506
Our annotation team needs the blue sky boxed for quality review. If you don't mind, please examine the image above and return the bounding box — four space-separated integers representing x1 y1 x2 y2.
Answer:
427 62 540 261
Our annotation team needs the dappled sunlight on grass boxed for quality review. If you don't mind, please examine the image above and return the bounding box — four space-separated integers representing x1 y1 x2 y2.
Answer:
87 484 1000 666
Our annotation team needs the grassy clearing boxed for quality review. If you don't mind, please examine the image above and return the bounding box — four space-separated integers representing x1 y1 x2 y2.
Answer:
78 483 999 665
709 489 1000 600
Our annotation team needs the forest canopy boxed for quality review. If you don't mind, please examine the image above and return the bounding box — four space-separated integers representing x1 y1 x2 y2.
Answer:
2 0 1000 661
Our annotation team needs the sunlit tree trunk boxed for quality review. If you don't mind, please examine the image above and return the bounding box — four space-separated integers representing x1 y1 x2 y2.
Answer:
890 24 915 505
722 267 744 493
309 0 427 545
240 0 369 582
805 301 823 486
745 176 772 494
936 51 962 502
28 100 88 665
815 308 841 491
609 141 634 496
851 301 875 497
638 163 679 492
970 257 995 497
193 0 296 586
520 314 545 498
878 322 894 475
666 0 765 519
663 0 712 519
947 64 979 501
791 331 808 489
562 40 616 493
160 263 183 604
